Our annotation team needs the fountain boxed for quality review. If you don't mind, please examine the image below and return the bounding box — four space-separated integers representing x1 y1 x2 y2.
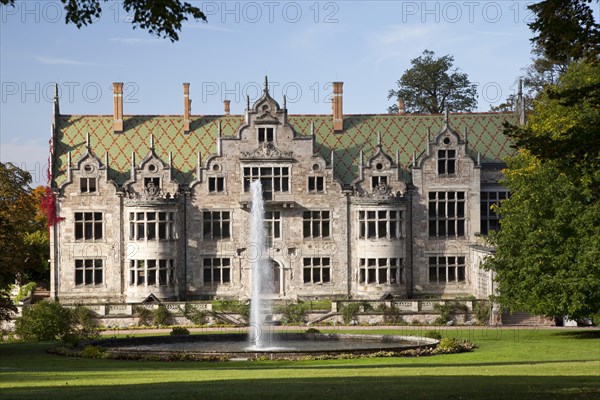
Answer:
248 180 274 349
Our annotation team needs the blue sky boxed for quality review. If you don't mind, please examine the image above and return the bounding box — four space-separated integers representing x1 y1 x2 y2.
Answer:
1 0 548 186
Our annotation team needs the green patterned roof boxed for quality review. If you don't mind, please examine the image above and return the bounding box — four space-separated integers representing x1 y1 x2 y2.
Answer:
52 112 516 187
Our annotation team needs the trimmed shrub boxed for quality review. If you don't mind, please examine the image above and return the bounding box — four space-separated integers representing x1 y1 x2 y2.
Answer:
152 305 171 326
277 302 308 324
170 326 190 336
82 345 106 358
434 338 476 354
382 305 404 324
71 305 99 341
14 301 72 341
474 301 491 324
305 328 320 334
423 330 442 340
134 306 153 326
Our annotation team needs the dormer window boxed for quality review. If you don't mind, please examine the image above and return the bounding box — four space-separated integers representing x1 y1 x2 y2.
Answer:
80 177 97 193
258 127 274 143
372 175 387 189
438 149 456 175
308 176 324 193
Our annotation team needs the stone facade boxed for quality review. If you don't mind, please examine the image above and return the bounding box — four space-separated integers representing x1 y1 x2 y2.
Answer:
49 79 518 304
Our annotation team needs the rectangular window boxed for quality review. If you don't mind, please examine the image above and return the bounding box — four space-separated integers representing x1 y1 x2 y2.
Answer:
429 256 466 284
358 210 402 239
129 211 175 241
303 257 331 284
129 259 174 286
358 258 403 285
372 175 388 189
80 178 97 193
303 210 330 238
428 191 465 238
208 177 225 193
438 150 456 175
203 211 231 239
243 166 290 200
74 212 103 241
258 127 274 143
75 259 103 285
308 176 324 193
481 191 508 235
264 211 281 246
203 258 231 285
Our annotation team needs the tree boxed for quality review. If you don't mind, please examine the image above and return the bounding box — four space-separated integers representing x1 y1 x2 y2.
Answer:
0 164 51 319
387 50 478 114
528 0 599 66
14 301 73 341
0 0 206 42
503 61 600 199
486 61 600 320
0 163 36 289
485 153 600 320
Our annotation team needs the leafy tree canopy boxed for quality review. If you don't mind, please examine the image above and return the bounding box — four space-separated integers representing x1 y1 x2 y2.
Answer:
486 153 600 319
503 60 600 199
387 49 478 114
0 0 207 42
528 0 599 65
487 60 600 320
0 164 50 319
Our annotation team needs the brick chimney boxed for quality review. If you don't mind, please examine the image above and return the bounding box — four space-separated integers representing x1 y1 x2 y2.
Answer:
113 82 123 132
183 82 191 132
224 100 230 115
398 98 405 114
332 82 343 132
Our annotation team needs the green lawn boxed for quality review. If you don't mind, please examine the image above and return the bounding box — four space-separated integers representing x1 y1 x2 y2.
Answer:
1 328 599 400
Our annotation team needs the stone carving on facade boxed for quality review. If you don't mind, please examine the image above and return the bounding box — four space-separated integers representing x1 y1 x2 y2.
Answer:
123 183 178 201
256 104 277 122
355 183 403 201
241 142 293 159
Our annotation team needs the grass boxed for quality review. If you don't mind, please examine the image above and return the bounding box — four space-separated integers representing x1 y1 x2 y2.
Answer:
0 328 598 400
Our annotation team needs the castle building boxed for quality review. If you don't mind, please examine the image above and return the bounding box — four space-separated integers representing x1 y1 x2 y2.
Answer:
48 78 520 304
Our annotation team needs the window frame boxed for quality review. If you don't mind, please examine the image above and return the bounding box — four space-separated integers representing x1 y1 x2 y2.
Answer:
428 256 466 284
437 149 457 176
428 191 466 238
129 259 174 287
258 127 275 143
208 176 225 193
358 258 404 285
75 259 103 286
202 257 232 285
74 212 103 241
358 209 403 239
129 211 176 241
303 210 331 239
303 257 331 284
480 190 509 235
202 211 231 240
243 166 291 200
79 177 97 194
308 176 325 194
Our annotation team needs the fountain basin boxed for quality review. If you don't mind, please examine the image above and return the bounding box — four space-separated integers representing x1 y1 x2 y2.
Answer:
94 333 438 361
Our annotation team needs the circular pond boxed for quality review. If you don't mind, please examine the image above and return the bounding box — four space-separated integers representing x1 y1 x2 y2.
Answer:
95 332 438 360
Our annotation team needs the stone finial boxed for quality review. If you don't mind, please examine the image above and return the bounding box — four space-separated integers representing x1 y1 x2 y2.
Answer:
377 131 382 148
149 133 155 150
264 76 269 94
86 132 91 150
